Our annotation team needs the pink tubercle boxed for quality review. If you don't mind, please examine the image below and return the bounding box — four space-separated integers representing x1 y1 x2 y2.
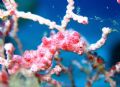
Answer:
117 0 120 4
8 30 87 73
82 20 88 25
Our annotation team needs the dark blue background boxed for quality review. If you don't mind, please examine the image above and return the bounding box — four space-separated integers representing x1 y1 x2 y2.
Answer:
1 0 120 87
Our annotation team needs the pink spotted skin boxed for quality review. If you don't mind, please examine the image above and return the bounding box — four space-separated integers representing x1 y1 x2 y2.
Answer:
8 30 87 74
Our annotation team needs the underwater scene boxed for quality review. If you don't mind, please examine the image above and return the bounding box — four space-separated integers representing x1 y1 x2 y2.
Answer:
0 0 120 87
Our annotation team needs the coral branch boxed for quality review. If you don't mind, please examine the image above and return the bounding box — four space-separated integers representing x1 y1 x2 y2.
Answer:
107 62 120 77
1 0 88 32
88 27 112 51
2 0 17 11
0 0 118 87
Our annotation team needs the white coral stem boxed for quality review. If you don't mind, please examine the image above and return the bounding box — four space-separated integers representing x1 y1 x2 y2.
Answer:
88 27 112 51
1 0 88 32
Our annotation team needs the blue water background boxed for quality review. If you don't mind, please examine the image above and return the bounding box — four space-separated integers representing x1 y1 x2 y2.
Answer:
2 0 120 87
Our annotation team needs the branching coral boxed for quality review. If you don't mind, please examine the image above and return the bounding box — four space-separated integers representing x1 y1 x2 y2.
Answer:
0 0 119 87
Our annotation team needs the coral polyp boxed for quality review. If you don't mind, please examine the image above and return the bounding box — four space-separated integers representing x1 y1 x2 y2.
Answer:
0 0 119 87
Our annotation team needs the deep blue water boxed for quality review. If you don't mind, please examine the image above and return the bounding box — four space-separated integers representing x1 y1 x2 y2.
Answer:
1 0 120 87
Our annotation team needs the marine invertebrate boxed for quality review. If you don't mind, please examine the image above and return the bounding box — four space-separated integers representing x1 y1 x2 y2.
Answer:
0 0 119 87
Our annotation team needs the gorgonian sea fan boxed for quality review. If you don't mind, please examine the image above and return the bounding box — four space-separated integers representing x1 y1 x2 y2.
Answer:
0 0 119 87
5 26 111 74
